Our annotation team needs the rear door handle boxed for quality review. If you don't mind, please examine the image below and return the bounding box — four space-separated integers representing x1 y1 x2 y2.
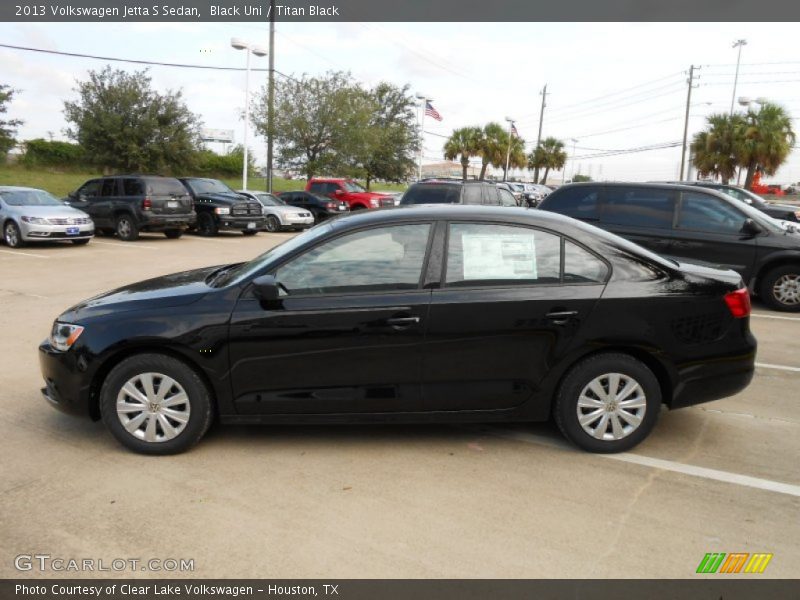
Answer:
546 310 578 325
385 316 420 328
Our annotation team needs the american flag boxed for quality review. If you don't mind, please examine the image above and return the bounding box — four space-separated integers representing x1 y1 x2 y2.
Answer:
511 123 519 137
425 101 442 121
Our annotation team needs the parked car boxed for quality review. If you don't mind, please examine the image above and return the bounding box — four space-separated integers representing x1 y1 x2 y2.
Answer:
499 182 525 205
65 176 195 241
237 190 314 232
278 191 349 223
1 186 94 247
521 183 552 207
179 178 265 236
306 177 395 210
661 181 800 223
538 182 800 311
38 205 756 455
400 180 518 207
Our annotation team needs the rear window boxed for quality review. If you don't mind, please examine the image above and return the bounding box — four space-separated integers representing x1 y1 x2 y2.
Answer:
541 186 600 220
401 185 461 205
146 178 189 196
308 182 328 194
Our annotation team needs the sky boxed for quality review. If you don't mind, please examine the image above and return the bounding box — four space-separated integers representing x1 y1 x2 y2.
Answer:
1 21 799 184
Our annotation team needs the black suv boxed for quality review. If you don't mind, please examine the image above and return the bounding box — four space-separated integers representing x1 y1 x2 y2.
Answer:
66 176 196 241
538 182 800 311
179 178 265 236
661 181 800 223
278 191 349 223
400 180 518 207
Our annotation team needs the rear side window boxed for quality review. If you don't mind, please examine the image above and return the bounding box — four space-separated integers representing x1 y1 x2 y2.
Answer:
401 185 461 204
445 223 561 286
497 189 517 207
564 241 609 283
482 186 499 205
543 186 600 220
677 193 747 234
462 185 482 205
122 179 145 196
146 178 188 196
100 179 117 197
602 187 675 229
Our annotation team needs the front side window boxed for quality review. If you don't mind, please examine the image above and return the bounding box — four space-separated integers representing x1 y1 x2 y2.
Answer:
445 223 561 287
100 179 118 197
343 181 367 193
677 193 747 234
274 224 432 295
602 187 675 229
78 180 101 198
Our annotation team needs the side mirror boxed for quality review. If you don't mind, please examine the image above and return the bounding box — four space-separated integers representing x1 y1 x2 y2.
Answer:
741 218 763 237
334 189 343 195
252 275 282 305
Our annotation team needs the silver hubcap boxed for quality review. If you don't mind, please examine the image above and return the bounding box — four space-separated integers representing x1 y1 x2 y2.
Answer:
5 223 19 246
117 219 131 237
773 274 800 306
576 373 646 441
116 373 190 443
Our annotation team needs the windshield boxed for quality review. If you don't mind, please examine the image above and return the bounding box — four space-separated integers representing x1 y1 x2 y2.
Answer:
214 223 334 287
256 193 285 207
343 181 366 193
184 179 235 195
0 190 62 206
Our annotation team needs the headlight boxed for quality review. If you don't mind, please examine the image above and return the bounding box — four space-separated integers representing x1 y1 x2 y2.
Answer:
369 198 380 207
49 322 84 352
214 207 231 215
21 216 49 224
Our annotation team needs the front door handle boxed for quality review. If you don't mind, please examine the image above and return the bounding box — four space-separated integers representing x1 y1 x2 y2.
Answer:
546 310 578 325
385 316 420 329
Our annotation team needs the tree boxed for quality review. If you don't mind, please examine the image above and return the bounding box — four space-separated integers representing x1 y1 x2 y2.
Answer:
359 82 419 189
252 71 374 180
475 122 525 180
690 113 744 184
63 66 202 173
444 126 482 180
572 174 593 183
528 137 567 184
738 103 795 190
0 84 23 160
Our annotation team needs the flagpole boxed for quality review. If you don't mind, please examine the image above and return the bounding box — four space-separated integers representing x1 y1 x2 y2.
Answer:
415 94 429 181
504 117 516 181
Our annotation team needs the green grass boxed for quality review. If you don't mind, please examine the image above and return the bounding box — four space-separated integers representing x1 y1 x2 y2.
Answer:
0 165 408 196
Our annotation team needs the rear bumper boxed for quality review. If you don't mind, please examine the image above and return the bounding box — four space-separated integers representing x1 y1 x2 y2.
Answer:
140 213 196 231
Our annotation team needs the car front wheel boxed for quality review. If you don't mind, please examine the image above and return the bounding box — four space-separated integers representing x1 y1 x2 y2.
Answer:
3 221 24 247
195 212 218 236
759 265 800 311
100 354 213 455
554 353 661 453
265 215 280 232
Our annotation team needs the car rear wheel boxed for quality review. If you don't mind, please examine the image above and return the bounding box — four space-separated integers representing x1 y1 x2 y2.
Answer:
115 214 139 241
3 221 24 248
195 212 218 237
265 215 280 232
100 354 213 455
164 229 183 239
759 265 800 311
554 353 661 453
71 239 90 245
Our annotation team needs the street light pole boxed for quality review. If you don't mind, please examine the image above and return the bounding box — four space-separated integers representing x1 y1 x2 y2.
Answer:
680 65 698 181
730 39 747 114
267 0 275 193
231 37 267 191
504 116 516 181
564 138 578 184
533 83 548 183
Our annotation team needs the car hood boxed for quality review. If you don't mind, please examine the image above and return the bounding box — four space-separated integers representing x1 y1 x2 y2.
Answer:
59 265 220 321
762 201 799 212
195 192 247 204
9 204 89 218
271 205 309 216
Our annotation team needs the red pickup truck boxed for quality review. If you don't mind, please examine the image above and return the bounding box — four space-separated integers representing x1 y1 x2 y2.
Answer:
305 178 396 210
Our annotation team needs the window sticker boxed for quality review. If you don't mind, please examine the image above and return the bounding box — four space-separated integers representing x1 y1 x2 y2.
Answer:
462 233 537 280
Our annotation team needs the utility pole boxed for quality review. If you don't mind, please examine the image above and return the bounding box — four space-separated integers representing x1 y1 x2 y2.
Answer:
730 39 747 114
680 65 699 181
533 84 548 183
266 0 276 192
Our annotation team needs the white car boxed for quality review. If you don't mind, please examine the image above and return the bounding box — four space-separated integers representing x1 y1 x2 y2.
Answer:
237 190 315 232
1 186 94 247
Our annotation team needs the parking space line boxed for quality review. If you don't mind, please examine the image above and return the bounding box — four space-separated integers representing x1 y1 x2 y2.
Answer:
91 241 159 250
751 313 800 321
0 249 49 259
481 428 800 498
755 362 800 373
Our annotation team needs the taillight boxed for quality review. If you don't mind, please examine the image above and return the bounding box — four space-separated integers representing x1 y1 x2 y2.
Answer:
724 288 751 318
142 197 152 210
326 202 336 209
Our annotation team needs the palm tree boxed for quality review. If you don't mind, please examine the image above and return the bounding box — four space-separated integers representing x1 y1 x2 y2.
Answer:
475 122 526 180
443 126 482 180
528 137 567 184
690 113 745 184
739 103 795 190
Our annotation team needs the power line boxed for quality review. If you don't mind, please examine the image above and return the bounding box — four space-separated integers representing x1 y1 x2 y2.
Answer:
573 141 682 160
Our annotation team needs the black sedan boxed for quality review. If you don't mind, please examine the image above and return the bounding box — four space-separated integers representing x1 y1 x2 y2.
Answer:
39 206 756 455
664 181 800 223
278 190 349 223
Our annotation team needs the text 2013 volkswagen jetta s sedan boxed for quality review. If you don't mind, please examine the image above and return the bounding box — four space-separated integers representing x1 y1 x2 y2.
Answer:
39 205 756 455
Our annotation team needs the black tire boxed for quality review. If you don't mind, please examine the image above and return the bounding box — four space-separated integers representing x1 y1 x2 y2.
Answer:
351 204 367 211
241 229 258 236
554 353 661 453
115 214 139 241
100 353 213 455
3 220 24 248
265 215 280 233
164 229 183 239
195 212 218 237
758 264 800 312
71 238 90 245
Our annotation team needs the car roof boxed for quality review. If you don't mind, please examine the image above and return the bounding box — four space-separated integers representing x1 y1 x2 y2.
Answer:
556 181 727 194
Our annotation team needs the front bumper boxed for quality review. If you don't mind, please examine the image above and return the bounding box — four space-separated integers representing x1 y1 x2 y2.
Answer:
20 222 94 241
218 215 267 231
38 340 95 419
279 213 315 227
